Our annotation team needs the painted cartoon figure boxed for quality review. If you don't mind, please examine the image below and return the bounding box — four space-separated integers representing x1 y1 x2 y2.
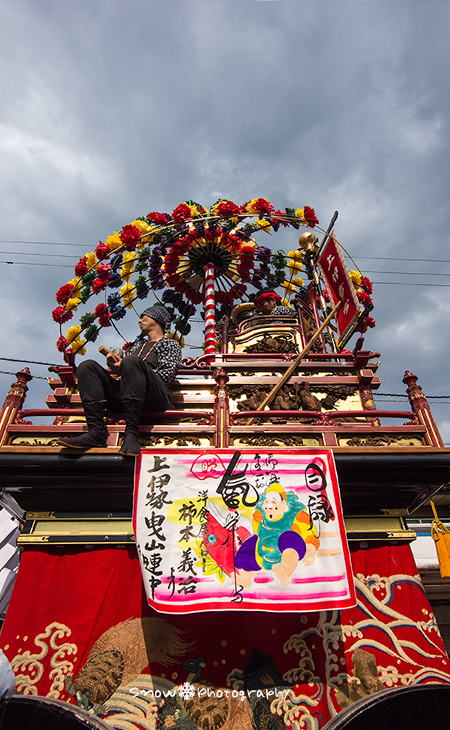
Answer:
234 483 319 587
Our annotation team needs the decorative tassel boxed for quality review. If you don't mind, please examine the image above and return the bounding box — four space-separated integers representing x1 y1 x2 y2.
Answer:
430 499 450 578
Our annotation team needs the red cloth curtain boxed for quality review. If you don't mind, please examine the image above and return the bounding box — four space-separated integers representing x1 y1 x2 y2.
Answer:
2 542 449 729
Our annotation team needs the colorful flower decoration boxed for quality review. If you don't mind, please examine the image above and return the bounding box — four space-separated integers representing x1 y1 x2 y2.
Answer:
53 197 366 360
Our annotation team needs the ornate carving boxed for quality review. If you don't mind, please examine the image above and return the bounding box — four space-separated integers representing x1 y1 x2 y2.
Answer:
9 437 60 447
140 435 202 447
179 357 211 370
243 334 299 354
13 411 32 425
319 385 356 410
234 382 356 415
238 435 305 447
345 435 404 447
360 387 377 411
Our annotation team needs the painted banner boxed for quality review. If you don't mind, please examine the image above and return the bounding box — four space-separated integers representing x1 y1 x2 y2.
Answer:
133 448 355 613
317 232 362 341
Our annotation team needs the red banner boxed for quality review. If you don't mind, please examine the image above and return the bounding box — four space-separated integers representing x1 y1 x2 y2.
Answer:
317 233 362 342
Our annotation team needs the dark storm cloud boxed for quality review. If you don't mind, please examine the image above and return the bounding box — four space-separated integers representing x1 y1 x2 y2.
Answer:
0 0 449 438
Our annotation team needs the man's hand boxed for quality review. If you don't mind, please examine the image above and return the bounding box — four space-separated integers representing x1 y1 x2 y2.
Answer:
106 352 122 374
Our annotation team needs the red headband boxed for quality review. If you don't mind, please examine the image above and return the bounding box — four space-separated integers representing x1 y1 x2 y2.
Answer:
256 291 281 303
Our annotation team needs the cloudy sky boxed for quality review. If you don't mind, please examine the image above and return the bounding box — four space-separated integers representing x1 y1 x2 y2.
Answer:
1 0 449 441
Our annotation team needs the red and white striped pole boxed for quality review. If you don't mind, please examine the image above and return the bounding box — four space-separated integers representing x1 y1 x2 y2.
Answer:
204 264 216 357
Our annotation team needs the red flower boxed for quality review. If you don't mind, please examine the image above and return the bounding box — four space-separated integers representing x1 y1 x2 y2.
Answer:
74 256 88 277
52 306 74 324
360 276 373 294
55 283 74 305
95 303 112 327
172 203 192 224
249 198 275 216
56 336 69 352
95 241 110 260
357 290 373 306
120 224 141 251
165 273 181 287
97 262 111 281
147 211 169 226
216 200 240 216
304 206 319 228
273 210 290 227
163 255 180 275
366 316 376 328
92 278 108 294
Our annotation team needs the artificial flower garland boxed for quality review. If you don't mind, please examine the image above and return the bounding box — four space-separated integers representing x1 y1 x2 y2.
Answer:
52 198 372 359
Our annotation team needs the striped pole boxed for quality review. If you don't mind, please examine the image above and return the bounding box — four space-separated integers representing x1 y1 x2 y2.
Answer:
204 264 216 357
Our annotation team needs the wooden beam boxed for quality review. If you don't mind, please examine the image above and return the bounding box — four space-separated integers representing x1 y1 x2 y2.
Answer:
247 302 341 425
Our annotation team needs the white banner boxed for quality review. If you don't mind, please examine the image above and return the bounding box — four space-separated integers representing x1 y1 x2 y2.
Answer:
134 448 355 613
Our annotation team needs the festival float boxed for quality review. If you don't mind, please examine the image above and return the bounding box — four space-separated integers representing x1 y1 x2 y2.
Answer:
0 197 450 728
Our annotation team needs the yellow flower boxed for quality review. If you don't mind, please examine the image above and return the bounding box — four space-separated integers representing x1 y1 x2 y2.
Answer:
239 240 256 254
67 277 82 295
350 270 362 286
65 297 82 312
85 252 98 269
120 282 135 308
283 280 297 293
66 325 81 342
255 218 272 232
288 250 303 261
189 205 200 218
292 276 304 286
280 298 292 308
131 220 156 247
131 219 152 235
105 231 122 251
295 208 305 220
72 339 86 356
287 259 303 273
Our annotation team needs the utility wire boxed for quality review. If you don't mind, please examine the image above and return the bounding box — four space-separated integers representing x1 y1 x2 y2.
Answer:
1 241 450 264
0 370 48 380
3 260 450 287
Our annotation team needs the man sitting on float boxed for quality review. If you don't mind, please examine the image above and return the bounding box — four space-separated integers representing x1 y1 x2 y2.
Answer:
58 305 182 456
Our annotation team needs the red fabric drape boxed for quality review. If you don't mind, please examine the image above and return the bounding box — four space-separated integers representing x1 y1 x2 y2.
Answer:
2 542 449 729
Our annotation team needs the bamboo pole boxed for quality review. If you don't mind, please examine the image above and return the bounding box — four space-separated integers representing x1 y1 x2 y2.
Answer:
246 302 341 425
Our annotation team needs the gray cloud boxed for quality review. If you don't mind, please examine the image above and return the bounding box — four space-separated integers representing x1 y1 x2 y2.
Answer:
0 0 449 440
